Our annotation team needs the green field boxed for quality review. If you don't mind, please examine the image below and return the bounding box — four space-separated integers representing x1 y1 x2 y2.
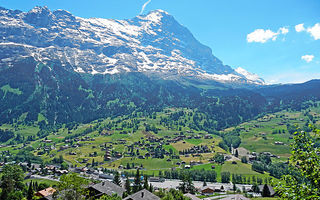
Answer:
0 104 319 183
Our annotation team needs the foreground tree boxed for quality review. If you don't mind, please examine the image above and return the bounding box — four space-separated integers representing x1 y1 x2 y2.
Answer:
27 180 35 200
97 194 121 200
276 127 320 199
132 169 142 193
143 175 149 190
177 174 195 194
155 188 190 200
113 171 121 187
54 173 89 200
0 164 25 200
124 177 131 195
262 184 271 197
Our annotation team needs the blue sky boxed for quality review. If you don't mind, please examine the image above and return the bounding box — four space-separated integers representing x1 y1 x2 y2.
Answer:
1 0 319 84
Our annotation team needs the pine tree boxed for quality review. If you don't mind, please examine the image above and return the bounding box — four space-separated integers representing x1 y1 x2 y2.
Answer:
125 178 131 195
203 179 207 187
148 183 153 192
34 181 39 191
233 183 237 192
186 175 195 194
113 171 121 186
143 176 149 190
27 180 34 200
133 169 142 193
262 184 271 197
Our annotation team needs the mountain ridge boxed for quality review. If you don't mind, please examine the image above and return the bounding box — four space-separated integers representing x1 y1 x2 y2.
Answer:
0 6 264 85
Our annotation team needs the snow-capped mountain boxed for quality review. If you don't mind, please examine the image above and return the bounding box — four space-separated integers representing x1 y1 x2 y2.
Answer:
0 6 264 85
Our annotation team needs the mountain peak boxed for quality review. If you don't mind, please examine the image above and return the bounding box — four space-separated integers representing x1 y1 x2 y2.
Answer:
24 6 55 27
0 6 264 85
148 9 169 15
28 6 50 14
137 9 171 24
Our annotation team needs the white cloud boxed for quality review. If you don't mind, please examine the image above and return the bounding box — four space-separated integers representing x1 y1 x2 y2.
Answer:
295 23 305 32
140 0 152 15
247 29 279 43
307 23 320 40
280 27 289 35
247 27 289 43
301 54 314 63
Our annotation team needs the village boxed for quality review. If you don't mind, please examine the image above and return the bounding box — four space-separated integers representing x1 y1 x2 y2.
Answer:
0 159 276 200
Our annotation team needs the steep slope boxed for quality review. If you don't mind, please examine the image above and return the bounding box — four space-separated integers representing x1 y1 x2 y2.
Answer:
0 57 267 130
0 6 264 85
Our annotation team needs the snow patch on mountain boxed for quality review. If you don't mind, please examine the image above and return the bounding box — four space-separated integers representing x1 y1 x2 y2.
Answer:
0 6 265 85
235 67 265 85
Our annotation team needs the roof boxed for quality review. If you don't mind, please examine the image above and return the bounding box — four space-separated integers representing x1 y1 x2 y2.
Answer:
124 189 160 200
36 187 56 197
89 181 125 197
184 193 201 200
201 186 215 192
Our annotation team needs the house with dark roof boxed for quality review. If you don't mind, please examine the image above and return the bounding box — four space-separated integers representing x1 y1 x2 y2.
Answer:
123 189 160 200
200 186 215 195
87 181 125 198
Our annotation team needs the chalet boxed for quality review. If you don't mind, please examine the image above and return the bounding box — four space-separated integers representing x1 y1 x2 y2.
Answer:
204 135 213 139
194 135 202 139
248 155 257 162
87 181 125 198
99 174 114 180
275 141 284 145
55 169 68 175
184 165 191 169
149 177 162 182
82 158 89 163
59 145 69 151
201 186 215 195
35 187 56 200
115 152 122 158
124 189 160 200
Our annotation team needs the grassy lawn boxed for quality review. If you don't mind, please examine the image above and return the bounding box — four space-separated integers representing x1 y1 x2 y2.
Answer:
24 178 59 187
185 139 203 145
105 157 178 170
171 141 195 151
220 161 274 181
221 161 261 175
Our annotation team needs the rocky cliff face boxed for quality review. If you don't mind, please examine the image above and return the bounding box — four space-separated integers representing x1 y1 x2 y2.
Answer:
0 6 264 85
